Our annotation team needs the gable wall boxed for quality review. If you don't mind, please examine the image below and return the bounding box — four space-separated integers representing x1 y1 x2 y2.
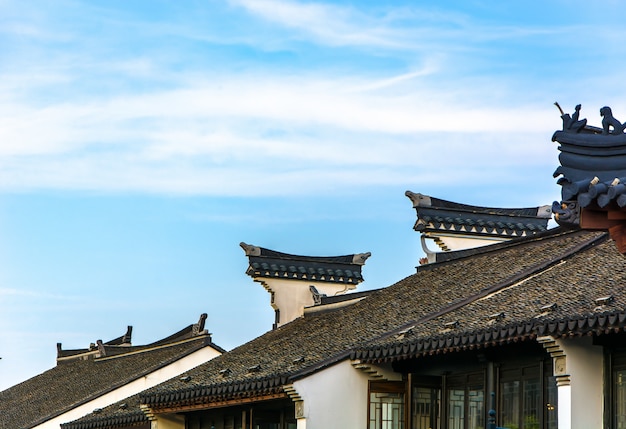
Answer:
259 278 356 327
292 360 400 429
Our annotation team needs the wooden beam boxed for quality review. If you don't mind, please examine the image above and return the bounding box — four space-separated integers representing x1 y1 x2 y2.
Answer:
580 209 625 229
149 392 289 414
609 224 626 254
607 210 626 220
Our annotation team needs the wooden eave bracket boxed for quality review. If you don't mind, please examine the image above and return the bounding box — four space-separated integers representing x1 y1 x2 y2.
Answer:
609 223 626 254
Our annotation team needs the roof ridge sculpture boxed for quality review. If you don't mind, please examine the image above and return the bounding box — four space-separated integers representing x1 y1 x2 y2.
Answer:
552 102 626 204
552 103 626 253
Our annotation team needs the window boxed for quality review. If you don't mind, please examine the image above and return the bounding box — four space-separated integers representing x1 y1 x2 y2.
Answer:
369 381 406 429
615 370 626 429
610 351 626 429
499 363 557 429
446 373 484 429
412 385 441 429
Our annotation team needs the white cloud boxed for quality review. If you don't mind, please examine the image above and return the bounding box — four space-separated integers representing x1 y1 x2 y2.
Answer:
0 67 562 195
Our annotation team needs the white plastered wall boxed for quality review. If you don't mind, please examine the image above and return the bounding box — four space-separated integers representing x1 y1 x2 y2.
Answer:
35 343 222 429
260 278 356 327
292 360 401 429
555 336 604 429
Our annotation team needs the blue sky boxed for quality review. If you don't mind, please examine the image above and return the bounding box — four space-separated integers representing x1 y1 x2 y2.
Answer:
2 0 626 389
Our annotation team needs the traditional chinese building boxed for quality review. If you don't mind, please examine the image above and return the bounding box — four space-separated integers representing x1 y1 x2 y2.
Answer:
0 314 224 429
13 103 626 429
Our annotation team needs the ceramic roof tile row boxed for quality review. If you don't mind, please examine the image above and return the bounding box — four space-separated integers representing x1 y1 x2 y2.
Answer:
417 214 548 235
405 192 551 237
356 231 623 360
560 176 626 208
61 395 147 429
242 244 368 285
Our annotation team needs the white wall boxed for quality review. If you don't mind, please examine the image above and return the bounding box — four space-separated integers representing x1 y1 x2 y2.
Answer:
260 278 356 327
36 344 222 429
556 336 604 429
292 360 400 429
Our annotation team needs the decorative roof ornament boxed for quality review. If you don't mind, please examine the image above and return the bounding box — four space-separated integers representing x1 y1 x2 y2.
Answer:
552 103 626 252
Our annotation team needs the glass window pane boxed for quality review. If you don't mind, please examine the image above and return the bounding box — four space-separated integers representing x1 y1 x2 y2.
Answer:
616 370 626 429
370 391 405 429
522 379 540 429
448 389 465 429
412 386 440 429
501 380 520 429
545 376 558 429
467 388 484 429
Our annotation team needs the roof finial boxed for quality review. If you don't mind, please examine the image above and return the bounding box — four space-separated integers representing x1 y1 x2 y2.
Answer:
240 242 261 256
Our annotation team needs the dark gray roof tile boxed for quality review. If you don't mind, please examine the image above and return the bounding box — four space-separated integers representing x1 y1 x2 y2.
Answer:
240 242 370 285
136 229 603 411
0 333 220 429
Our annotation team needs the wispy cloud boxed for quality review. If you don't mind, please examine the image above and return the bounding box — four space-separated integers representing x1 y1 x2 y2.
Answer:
0 69 560 195
1 0 625 198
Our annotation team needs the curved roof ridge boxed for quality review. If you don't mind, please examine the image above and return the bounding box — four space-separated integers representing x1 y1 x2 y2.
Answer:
240 242 371 265
406 191 552 218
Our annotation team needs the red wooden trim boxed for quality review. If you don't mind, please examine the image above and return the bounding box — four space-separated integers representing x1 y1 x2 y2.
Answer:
580 209 625 229
609 224 626 254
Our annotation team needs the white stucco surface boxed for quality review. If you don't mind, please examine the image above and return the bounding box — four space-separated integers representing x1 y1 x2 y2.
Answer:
556 336 603 429
292 360 400 429
259 278 356 327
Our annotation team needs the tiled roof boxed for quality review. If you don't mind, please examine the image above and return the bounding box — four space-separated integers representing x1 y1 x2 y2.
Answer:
63 227 626 428
240 242 370 284
405 191 551 238
60 395 148 429
131 228 605 412
0 332 220 429
354 230 625 362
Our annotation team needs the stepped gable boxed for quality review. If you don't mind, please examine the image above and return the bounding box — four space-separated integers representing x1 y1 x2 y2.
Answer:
406 191 551 238
551 103 626 252
0 315 222 429
83 229 594 415
240 242 370 285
